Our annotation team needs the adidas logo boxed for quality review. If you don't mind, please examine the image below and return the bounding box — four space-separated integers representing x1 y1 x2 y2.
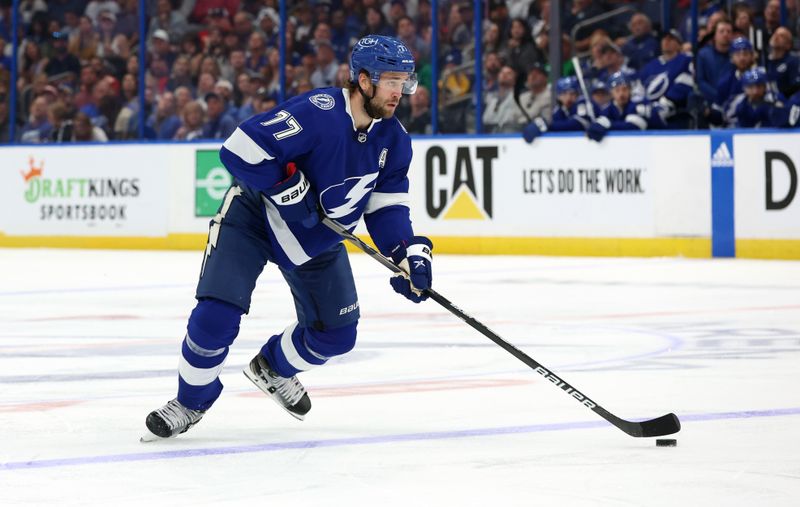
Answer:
711 142 734 167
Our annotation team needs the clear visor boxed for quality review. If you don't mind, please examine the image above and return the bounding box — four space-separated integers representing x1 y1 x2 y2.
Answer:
376 73 418 95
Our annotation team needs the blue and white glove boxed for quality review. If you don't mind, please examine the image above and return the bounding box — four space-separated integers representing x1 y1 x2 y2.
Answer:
522 117 548 143
587 116 610 142
263 163 319 228
389 236 433 303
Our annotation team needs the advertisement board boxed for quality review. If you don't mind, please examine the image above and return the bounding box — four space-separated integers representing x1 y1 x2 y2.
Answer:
733 133 800 239
408 135 710 238
0 145 169 236
0 132 796 259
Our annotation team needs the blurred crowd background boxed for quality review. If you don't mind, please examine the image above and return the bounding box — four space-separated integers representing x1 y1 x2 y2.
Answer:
0 0 799 144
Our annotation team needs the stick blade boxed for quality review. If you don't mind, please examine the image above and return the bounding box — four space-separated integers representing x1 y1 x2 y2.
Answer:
637 413 681 437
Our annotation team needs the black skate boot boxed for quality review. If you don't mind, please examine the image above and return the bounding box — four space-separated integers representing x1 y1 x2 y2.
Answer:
142 398 206 442
243 353 311 420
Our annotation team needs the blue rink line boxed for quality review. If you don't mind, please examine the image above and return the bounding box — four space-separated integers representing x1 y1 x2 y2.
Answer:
3 407 800 472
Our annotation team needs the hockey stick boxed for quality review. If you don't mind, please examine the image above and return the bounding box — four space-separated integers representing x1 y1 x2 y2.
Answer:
572 56 596 121
322 217 680 438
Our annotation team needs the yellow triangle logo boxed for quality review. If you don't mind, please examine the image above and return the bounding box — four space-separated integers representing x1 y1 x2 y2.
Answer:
442 187 486 220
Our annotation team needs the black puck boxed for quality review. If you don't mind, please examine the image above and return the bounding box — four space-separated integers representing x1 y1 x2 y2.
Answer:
656 438 677 447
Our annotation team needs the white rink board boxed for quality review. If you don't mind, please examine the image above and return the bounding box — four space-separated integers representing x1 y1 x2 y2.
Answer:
1 132 799 259
734 133 800 239
0 145 170 236
407 135 711 238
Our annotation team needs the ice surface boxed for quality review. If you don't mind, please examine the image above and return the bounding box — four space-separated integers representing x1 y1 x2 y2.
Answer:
1 248 799 506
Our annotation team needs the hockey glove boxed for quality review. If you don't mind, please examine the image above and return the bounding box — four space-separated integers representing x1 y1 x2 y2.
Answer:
522 117 548 143
587 117 610 142
264 163 319 228
389 236 433 303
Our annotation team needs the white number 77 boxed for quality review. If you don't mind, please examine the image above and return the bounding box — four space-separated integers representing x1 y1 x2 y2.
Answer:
260 110 303 140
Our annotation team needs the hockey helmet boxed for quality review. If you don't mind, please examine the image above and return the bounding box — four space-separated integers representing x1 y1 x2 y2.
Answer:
555 76 579 95
731 37 753 53
350 35 418 94
607 70 630 90
741 67 767 87
591 80 609 94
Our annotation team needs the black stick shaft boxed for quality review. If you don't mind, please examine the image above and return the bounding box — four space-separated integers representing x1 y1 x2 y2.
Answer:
321 217 680 438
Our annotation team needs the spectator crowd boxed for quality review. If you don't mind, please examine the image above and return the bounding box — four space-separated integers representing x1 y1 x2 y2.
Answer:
0 0 799 144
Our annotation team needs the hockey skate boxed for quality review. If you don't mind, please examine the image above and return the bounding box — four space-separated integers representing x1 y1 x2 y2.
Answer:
243 353 311 420
141 398 206 442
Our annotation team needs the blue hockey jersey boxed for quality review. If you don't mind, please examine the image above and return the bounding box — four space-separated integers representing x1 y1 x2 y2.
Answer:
219 87 415 268
716 66 763 107
731 97 775 128
639 53 694 105
598 100 667 130
767 54 800 98
549 98 595 131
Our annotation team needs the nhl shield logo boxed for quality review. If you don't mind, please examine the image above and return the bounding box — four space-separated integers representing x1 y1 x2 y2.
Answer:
309 93 335 110
357 132 367 143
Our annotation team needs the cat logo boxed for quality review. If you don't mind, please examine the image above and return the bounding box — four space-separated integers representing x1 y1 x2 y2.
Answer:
378 148 388 168
425 145 498 220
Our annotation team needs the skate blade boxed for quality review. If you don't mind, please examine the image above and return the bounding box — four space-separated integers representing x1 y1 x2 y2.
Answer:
243 367 305 421
140 429 165 443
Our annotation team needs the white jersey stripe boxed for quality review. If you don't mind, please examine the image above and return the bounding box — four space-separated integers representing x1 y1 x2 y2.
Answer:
625 114 648 130
364 192 410 214
223 127 275 164
262 196 312 266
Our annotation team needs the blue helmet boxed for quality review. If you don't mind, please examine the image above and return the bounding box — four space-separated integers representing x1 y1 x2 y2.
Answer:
350 35 417 94
591 80 609 94
731 36 753 53
741 68 767 86
607 70 630 89
555 76 579 95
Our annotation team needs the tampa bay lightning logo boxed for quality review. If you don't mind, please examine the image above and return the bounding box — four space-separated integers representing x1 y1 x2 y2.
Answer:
309 93 335 110
320 173 379 219
646 72 669 100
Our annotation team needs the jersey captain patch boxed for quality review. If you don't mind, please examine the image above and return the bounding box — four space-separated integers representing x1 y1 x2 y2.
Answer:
309 93 336 110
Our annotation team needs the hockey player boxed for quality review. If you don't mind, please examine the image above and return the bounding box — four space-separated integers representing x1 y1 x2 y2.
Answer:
730 68 777 128
586 71 666 142
594 43 643 100
143 35 433 439
522 76 593 143
590 80 611 111
770 91 800 129
638 29 694 128
715 37 757 108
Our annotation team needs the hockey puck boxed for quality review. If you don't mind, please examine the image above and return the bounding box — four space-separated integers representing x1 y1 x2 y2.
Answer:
656 438 677 447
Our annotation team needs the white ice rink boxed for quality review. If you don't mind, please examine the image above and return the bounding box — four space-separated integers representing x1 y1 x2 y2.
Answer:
1 248 799 506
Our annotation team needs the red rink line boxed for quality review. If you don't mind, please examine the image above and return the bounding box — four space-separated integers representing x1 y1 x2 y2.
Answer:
0 400 85 413
22 315 143 321
239 378 534 398
1 379 533 413
571 303 800 320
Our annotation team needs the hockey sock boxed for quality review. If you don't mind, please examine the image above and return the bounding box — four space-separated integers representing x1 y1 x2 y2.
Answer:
261 321 358 377
178 298 243 410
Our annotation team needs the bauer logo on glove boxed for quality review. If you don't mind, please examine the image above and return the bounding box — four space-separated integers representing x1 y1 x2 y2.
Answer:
273 173 310 205
390 236 433 303
263 162 319 227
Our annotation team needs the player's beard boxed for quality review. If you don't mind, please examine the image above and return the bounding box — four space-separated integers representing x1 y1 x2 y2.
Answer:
365 96 397 119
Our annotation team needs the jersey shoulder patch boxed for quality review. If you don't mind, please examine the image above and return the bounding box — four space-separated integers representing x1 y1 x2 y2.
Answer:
309 93 336 110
